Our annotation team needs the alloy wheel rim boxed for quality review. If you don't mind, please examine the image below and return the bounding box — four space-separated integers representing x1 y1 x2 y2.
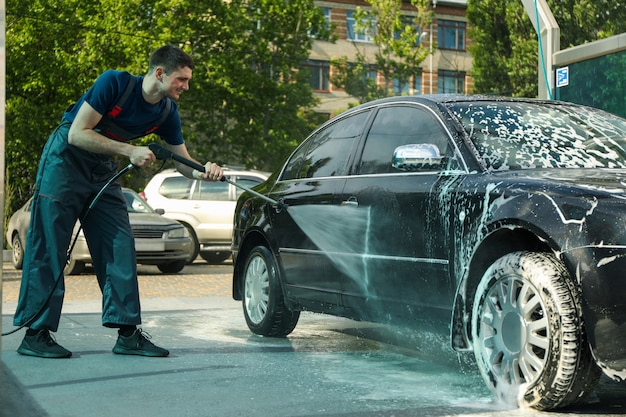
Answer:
477 275 550 388
244 255 270 324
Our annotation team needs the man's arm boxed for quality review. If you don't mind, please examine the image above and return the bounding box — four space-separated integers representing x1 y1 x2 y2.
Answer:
68 102 155 168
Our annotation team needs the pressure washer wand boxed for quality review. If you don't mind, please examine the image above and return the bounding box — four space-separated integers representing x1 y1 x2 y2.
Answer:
148 142 286 210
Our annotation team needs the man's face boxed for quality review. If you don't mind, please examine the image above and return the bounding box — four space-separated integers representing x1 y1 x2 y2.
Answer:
159 66 192 100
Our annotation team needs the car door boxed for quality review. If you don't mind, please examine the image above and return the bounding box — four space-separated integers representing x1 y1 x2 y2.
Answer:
338 104 465 320
191 178 233 243
269 109 373 307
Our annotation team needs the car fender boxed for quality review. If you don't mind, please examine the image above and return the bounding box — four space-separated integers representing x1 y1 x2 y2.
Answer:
232 197 281 300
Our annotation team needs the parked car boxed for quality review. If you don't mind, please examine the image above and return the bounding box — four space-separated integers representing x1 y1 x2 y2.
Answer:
141 168 269 264
231 95 626 410
7 187 191 275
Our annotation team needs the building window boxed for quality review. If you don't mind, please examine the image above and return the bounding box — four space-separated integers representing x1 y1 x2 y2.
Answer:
310 7 331 38
438 20 466 51
438 70 465 93
394 16 422 45
347 10 376 42
303 60 330 91
393 77 410 95
322 7 330 24
414 72 423 94
393 71 422 95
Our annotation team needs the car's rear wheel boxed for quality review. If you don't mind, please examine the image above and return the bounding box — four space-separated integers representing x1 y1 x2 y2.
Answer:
242 246 299 337
471 251 601 410
11 234 24 269
157 259 186 273
200 251 231 264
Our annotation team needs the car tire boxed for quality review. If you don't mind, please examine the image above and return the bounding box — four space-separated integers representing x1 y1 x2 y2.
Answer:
200 251 231 264
157 260 186 274
64 255 85 275
471 251 601 410
242 246 299 337
182 223 199 264
11 234 24 270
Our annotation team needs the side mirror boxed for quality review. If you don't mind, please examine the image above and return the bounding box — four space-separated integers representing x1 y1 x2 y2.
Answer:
392 144 444 171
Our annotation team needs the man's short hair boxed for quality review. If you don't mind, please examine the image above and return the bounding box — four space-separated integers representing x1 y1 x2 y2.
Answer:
149 45 195 74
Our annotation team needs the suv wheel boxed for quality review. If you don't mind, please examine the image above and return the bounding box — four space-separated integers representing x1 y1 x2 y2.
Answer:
471 251 601 410
242 246 299 337
157 259 186 274
64 255 85 275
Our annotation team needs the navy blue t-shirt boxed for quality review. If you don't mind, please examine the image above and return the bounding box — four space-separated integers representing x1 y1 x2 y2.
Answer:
63 70 184 145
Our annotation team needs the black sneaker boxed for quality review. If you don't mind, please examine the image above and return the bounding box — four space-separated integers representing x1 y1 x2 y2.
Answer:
17 329 72 358
112 329 169 357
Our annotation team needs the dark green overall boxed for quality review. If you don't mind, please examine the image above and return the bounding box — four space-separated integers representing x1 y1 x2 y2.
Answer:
13 76 171 332
13 122 139 331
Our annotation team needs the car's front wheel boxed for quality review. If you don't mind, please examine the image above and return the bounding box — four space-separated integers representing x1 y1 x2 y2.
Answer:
471 251 601 410
182 224 199 264
11 234 24 269
242 246 299 337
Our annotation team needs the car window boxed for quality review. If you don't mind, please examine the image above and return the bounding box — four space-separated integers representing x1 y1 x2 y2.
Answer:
449 101 626 170
282 110 371 180
124 192 152 213
281 140 311 180
194 180 230 201
159 176 194 199
358 106 452 175
234 176 265 198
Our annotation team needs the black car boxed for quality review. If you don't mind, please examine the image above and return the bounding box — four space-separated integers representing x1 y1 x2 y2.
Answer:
231 95 626 410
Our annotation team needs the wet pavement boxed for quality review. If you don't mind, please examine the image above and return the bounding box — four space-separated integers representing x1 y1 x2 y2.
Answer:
2 260 625 417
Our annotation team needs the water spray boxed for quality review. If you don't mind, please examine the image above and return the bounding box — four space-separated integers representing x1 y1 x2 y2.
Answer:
148 143 287 211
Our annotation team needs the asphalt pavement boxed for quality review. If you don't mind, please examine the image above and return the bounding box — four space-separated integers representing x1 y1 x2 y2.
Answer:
2 258 626 417
1 259 238 417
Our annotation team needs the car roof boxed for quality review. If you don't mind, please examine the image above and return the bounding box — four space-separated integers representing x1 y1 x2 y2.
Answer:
344 94 565 112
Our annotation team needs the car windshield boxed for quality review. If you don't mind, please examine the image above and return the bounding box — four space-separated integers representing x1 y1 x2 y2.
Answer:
448 101 626 170
123 191 153 214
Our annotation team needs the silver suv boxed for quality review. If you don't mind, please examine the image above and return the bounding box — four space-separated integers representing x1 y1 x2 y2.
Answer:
141 168 269 264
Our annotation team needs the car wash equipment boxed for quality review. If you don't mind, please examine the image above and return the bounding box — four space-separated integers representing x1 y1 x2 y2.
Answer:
148 142 287 211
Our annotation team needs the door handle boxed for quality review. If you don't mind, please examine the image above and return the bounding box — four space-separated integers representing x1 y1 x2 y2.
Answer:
341 197 358 207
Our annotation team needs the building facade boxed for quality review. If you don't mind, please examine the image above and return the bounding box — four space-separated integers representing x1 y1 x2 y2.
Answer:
307 0 472 116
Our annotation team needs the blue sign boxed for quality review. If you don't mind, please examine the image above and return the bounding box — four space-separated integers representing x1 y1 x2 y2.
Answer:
556 67 569 88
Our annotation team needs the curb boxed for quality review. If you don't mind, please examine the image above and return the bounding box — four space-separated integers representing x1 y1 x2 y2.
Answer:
3 250 10 263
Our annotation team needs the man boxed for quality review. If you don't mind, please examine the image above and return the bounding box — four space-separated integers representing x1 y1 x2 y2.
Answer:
13 45 223 358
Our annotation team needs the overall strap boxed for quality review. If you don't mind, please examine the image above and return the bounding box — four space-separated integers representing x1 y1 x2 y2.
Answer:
145 98 171 135
95 76 172 142
106 76 137 119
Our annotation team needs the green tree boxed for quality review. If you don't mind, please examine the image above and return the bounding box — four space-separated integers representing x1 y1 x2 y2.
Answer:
5 0 331 238
6 0 162 223
331 0 433 104
175 0 333 171
467 0 626 97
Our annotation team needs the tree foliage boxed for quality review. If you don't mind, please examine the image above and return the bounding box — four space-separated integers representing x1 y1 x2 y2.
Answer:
331 0 433 104
5 0 331 231
467 0 626 97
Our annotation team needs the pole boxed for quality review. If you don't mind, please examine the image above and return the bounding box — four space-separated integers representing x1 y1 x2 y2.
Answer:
520 0 560 99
